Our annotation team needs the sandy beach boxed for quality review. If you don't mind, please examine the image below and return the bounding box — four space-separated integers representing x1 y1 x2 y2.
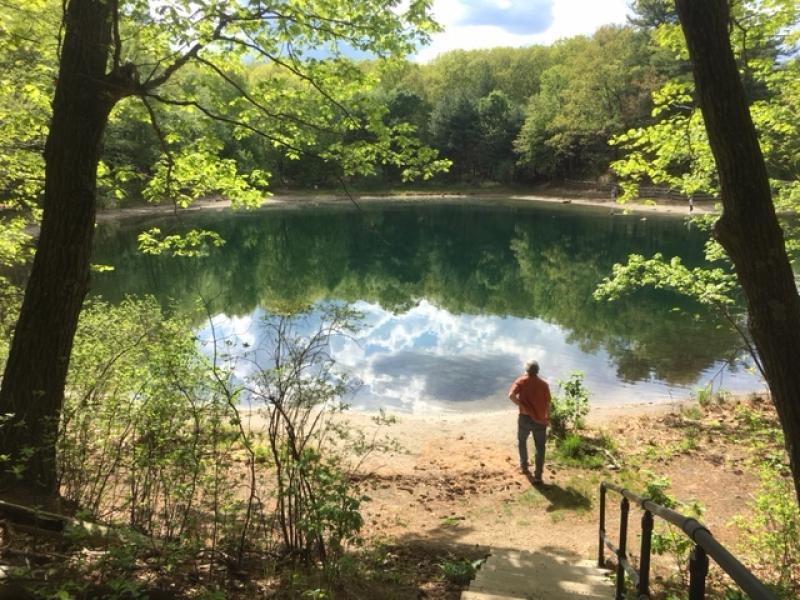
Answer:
94 190 715 223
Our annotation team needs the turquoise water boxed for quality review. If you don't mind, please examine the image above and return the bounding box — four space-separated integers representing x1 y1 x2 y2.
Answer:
91 200 761 412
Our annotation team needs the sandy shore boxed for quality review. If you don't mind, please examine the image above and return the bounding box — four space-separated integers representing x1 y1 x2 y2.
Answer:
331 399 690 474
95 190 715 222
511 193 714 216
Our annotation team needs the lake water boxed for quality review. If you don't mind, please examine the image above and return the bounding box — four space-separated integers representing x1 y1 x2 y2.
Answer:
91 200 762 412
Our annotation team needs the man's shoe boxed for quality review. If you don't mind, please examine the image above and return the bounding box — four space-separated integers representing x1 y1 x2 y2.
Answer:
520 465 530 474
532 476 543 485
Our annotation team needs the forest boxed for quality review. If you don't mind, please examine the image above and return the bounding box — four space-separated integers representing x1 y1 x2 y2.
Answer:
2 0 798 210
1 0 800 598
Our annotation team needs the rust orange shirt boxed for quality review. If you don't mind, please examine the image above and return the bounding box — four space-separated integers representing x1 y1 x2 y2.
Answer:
509 374 551 425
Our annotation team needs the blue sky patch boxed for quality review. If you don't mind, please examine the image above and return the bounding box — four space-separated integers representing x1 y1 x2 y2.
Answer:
456 0 554 35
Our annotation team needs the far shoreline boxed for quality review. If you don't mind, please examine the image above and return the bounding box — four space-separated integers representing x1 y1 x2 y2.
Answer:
94 188 714 223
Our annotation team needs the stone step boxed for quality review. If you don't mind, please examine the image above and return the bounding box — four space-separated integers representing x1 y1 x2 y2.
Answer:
461 547 613 600
461 592 527 600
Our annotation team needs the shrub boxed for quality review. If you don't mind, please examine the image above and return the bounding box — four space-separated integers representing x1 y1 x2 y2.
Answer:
695 384 712 407
734 464 800 598
644 474 705 588
440 559 481 586
17 299 391 596
550 372 590 439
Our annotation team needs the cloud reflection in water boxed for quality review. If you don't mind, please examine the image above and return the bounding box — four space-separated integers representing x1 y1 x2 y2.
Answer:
198 299 761 413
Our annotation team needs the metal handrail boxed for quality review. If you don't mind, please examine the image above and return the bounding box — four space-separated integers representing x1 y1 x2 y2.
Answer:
599 482 776 600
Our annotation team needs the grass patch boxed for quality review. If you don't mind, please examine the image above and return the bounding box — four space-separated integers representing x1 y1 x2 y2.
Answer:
439 516 463 528
553 433 607 469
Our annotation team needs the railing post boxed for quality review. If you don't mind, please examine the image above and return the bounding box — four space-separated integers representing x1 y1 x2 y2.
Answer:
638 510 653 599
688 545 709 600
598 484 606 568
615 497 629 600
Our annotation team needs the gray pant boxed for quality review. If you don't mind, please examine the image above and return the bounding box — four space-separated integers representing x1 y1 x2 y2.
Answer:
518 415 547 477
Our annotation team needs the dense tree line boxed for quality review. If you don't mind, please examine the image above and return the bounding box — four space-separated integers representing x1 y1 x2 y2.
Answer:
95 24 666 196
5 0 795 208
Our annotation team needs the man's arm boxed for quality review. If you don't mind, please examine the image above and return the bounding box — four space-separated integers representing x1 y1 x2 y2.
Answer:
508 380 520 405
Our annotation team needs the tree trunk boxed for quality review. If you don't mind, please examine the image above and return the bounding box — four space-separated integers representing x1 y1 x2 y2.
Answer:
0 0 115 496
675 0 800 504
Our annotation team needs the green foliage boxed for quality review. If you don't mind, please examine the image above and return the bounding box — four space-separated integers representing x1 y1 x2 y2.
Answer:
644 474 705 588
735 465 800 597
604 2 800 376
427 88 521 182
60 297 219 536
8 297 396 596
593 250 754 378
514 26 659 179
549 372 590 439
554 433 605 469
594 253 738 307
610 0 800 206
141 138 269 209
137 227 226 257
440 559 481 586
559 433 584 459
0 0 53 337
695 384 713 408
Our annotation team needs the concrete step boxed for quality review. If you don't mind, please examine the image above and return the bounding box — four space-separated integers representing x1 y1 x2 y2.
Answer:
461 547 613 600
461 592 527 600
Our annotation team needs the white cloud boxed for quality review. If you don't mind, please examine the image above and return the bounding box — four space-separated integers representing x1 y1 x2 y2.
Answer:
196 301 760 414
416 0 631 62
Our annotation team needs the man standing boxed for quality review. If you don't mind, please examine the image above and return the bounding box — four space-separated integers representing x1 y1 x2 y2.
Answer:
508 360 551 483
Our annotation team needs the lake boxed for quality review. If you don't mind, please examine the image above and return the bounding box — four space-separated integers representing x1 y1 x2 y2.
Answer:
91 199 762 412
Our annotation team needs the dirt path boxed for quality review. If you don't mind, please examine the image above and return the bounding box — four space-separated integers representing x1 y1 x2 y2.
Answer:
344 398 764 565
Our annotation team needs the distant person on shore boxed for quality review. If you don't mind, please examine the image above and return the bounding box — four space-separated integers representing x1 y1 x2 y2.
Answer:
689 196 694 213
611 184 619 202
508 360 551 483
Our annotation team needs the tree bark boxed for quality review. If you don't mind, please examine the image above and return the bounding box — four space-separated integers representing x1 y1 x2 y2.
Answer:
0 0 116 495
675 0 800 504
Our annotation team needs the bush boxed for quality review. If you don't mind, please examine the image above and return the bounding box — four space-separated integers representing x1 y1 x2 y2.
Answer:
440 559 481 586
734 464 800 598
13 299 392 597
644 475 705 588
550 372 590 439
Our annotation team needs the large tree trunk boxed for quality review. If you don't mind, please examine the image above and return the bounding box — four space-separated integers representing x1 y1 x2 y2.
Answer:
675 0 800 504
0 0 115 496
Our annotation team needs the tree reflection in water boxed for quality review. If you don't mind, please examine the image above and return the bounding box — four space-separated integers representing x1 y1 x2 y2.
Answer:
91 202 759 409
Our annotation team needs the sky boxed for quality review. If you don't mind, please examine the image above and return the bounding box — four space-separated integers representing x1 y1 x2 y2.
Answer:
415 0 632 62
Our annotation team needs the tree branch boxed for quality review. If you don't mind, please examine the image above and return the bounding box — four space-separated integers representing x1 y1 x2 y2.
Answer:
193 55 341 135
140 96 178 215
145 92 309 161
219 33 355 120
143 15 229 90
111 0 121 70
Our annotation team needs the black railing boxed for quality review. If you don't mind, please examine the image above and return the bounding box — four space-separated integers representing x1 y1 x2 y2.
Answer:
598 482 775 600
